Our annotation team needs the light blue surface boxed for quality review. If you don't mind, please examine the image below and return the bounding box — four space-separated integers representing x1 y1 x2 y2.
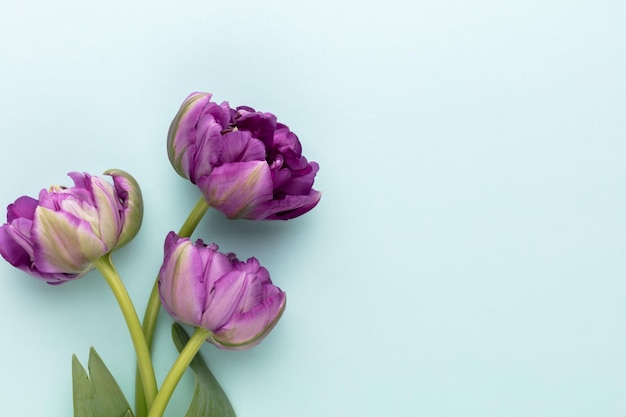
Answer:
1 0 626 416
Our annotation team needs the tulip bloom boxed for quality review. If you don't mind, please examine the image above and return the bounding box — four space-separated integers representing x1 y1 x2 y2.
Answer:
167 92 321 220
0 170 143 284
158 232 286 350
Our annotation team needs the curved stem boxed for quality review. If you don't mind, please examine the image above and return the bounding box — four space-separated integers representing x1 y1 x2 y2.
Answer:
93 255 158 410
147 327 211 417
178 197 211 238
135 196 210 417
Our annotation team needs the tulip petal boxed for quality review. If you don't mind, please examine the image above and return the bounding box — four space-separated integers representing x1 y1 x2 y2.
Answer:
89 176 122 247
248 189 322 220
167 93 213 179
32 206 106 273
234 108 277 148
273 126 308 170
232 258 271 311
202 270 251 330
67 172 97 205
0 221 79 282
7 196 38 222
197 161 273 219
274 161 319 196
212 291 286 349
158 233 206 325
54 194 100 233
3 218 35 260
105 169 144 249
0 224 33 269
190 126 223 183
199 247 236 302
220 131 266 163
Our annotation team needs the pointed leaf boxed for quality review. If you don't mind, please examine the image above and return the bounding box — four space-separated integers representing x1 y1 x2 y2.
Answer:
72 347 134 417
72 355 95 417
172 323 236 417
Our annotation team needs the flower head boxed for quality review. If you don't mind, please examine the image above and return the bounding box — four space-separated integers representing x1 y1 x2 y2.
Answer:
158 231 286 350
167 92 321 220
0 170 143 284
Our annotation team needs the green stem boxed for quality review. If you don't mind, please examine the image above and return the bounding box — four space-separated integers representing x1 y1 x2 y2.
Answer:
147 327 211 417
135 196 210 417
93 255 158 410
178 197 211 238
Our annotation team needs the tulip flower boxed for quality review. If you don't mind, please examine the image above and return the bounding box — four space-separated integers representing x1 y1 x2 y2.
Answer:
0 170 143 284
158 231 286 350
167 92 321 220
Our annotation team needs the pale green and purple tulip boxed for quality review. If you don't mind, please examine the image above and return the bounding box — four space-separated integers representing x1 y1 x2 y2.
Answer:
158 231 286 350
167 92 321 220
0 170 143 284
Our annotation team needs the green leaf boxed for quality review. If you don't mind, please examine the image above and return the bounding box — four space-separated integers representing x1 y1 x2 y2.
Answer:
72 347 134 417
172 323 237 417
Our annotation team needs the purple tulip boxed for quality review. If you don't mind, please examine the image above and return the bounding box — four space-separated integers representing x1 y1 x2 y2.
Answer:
158 231 286 350
167 92 321 220
0 170 143 284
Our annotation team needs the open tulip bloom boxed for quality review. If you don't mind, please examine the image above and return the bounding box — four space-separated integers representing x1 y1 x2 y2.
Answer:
0 93 320 417
168 92 321 220
0 170 142 284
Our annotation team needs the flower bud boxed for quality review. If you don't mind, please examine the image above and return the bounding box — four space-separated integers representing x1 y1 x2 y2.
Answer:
167 92 321 220
0 170 143 284
158 232 286 350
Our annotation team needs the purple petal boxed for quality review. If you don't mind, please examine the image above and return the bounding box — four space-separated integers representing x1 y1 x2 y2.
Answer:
158 233 206 326
7 196 38 222
188 101 233 182
227 258 269 311
233 258 272 290
4 218 35 259
197 161 273 219
0 224 32 269
221 131 266 163
0 222 79 283
273 126 308 170
234 109 277 148
67 172 96 205
248 190 322 220
167 93 214 179
190 131 222 183
199 247 237 306
240 276 269 312
269 165 292 191
233 256 261 273
274 162 319 196
212 291 286 350
202 270 251 331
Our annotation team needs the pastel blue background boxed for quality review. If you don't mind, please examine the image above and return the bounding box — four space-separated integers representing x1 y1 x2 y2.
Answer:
1 0 625 416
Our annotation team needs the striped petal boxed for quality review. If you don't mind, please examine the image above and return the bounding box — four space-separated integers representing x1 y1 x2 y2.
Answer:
197 161 273 219
158 232 207 326
201 270 251 330
32 206 106 274
105 169 143 249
